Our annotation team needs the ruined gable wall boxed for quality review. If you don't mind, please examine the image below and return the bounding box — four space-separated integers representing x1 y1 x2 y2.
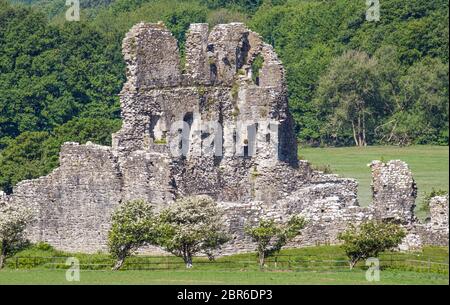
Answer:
112 22 301 204
11 143 123 253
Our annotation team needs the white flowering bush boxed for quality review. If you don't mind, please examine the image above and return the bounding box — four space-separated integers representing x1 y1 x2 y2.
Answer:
108 200 157 270
0 201 33 269
156 196 229 268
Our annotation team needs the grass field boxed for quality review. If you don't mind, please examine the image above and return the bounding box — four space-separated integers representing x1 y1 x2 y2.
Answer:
0 269 448 285
1 245 448 285
299 145 449 218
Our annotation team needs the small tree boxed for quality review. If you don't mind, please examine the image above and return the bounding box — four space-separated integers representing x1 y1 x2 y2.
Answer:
245 215 306 269
0 202 32 269
155 196 229 268
338 221 406 269
108 200 157 271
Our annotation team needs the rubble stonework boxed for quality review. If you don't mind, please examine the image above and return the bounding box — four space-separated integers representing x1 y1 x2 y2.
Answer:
429 195 449 230
370 160 417 223
3 23 448 254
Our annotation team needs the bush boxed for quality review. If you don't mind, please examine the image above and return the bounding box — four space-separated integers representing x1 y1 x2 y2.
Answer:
338 221 406 269
245 215 306 269
156 195 229 268
108 200 157 270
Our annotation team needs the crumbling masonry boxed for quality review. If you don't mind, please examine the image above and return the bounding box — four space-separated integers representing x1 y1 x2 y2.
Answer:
1 23 448 254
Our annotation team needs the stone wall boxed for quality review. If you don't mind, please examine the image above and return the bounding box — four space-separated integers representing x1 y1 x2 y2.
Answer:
3 22 448 254
370 160 417 223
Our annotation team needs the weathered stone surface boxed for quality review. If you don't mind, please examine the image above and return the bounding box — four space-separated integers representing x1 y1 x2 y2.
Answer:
370 160 417 223
429 195 449 230
408 195 449 249
3 23 448 254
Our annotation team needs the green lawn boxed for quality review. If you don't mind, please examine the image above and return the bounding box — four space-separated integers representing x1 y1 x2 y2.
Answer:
1 245 447 285
0 269 448 285
299 145 449 218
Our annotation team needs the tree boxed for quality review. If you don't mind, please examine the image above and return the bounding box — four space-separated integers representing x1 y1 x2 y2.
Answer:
108 200 157 271
0 118 121 194
245 215 306 269
338 221 406 269
155 196 229 268
0 200 33 269
397 58 449 145
314 50 382 147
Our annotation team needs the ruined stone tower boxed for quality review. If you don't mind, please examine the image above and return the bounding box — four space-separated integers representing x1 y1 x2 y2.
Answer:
2 23 447 254
111 22 298 208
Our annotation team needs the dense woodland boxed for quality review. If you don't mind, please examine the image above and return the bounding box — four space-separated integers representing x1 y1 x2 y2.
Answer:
0 0 448 193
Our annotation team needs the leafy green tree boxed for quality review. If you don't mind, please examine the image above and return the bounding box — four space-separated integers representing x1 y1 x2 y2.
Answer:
0 132 52 194
314 50 382 146
0 3 124 148
250 0 448 146
245 215 306 269
108 200 157 271
200 0 267 13
338 221 406 269
155 196 229 268
163 3 207 68
397 58 449 145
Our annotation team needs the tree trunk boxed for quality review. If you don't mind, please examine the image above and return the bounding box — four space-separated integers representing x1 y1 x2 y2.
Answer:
112 257 125 271
349 256 360 270
352 122 358 147
0 241 6 270
186 256 193 269
362 111 367 147
357 115 364 147
184 254 193 269
183 247 193 269
258 251 265 270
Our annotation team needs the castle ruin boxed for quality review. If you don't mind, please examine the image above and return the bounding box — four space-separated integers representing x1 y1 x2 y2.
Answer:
0 23 448 254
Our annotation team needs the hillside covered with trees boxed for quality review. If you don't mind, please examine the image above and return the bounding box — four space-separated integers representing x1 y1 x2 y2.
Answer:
0 0 448 192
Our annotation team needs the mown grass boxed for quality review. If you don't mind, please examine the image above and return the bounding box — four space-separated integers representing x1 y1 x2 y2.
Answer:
2 244 447 285
0 269 448 285
299 145 449 219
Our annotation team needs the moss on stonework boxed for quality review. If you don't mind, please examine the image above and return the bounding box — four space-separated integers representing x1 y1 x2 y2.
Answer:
259 108 268 117
198 86 207 97
154 138 167 145
251 166 261 179
232 107 240 119
251 54 264 84
231 82 239 100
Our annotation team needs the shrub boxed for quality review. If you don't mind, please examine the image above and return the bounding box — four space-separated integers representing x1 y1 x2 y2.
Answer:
245 215 306 269
338 221 406 269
